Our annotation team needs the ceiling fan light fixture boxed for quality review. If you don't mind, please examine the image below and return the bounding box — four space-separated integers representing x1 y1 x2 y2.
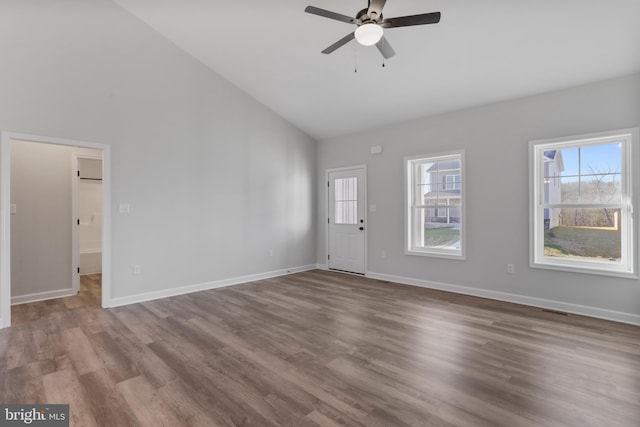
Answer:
354 23 383 46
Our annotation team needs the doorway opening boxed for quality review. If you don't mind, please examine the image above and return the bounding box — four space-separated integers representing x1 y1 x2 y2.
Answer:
0 132 112 328
74 154 104 293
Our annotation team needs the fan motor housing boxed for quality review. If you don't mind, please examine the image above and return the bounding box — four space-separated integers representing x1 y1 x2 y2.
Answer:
356 8 382 24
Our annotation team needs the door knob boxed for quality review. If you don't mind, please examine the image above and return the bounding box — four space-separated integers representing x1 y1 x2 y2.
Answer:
359 226 364 231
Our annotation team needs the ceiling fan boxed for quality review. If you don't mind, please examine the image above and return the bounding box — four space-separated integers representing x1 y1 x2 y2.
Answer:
305 0 441 59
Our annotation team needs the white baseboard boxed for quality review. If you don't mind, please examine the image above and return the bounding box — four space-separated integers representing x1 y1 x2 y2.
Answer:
80 248 102 254
11 288 76 305
80 270 102 276
367 271 640 326
80 251 102 276
107 264 318 308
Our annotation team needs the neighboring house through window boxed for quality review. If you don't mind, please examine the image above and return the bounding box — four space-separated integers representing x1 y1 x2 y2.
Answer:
406 150 465 259
444 174 461 190
530 128 638 277
543 150 563 230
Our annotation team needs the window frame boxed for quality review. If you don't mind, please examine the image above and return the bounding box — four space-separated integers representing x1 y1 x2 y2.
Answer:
405 150 466 260
529 128 639 278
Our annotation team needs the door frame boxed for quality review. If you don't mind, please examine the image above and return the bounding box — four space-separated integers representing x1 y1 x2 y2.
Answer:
72 153 104 294
0 131 112 328
325 165 368 275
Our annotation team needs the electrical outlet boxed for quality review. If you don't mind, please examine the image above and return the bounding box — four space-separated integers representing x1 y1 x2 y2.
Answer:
507 264 515 274
133 264 141 275
268 249 274 257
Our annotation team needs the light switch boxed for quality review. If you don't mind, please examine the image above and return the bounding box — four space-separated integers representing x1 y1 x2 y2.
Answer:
369 204 377 212
119 203 130 214
10 204 16 214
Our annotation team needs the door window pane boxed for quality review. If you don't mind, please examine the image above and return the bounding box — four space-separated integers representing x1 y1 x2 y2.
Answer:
334 177 357 225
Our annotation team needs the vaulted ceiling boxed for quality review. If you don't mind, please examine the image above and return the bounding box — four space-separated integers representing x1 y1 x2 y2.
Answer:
113 0 640 140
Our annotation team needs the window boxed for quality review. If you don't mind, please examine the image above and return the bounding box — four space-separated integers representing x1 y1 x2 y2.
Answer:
405 151 465 259
530 128 638 277
334 177 357 225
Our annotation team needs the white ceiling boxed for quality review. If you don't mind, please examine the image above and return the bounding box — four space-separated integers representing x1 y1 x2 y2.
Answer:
113 0 640 140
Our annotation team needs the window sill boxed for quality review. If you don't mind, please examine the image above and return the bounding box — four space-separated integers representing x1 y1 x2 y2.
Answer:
530 259 637 279
406 248 465 261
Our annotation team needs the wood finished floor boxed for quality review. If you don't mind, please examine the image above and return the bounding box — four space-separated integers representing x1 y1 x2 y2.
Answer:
1 270 639 426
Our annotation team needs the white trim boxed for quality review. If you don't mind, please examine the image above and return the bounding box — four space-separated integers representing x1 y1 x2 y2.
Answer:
0 133 10 328
72 155 79 293
529 128 639 278
12 288 75 305
0 131 112 329
80 248 102 254
367 271 640 326
107 264 317 308
102 145 112 307
325 165 368 275
80 270 102 276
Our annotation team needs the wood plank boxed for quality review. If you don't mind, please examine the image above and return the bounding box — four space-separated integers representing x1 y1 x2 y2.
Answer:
43 368 99 427
148 339 280 427
78 368 138 427
87 331 139 383
117 375 186 427
5 362 47 404
61 327 103 376
6 324 38 369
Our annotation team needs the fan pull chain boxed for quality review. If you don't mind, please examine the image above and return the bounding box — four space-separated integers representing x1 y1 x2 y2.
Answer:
354 44 358 73
382 58 386 68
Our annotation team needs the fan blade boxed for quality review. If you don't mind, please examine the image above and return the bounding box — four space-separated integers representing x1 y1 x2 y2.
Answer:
368 0 387 18
322 32 355 54
375 36 396 59
381 12 441 28
305 6 355 24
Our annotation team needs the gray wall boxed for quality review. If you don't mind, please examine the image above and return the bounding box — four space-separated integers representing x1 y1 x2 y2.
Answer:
0 0 316 304
317 73 640 320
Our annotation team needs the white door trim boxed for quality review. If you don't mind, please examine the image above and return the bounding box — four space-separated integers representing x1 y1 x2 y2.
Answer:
72 153 104 293
0 131 112 328
325 165 367 275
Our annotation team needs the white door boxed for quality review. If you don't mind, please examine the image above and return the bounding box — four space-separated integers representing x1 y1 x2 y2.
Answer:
328 167 366 274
